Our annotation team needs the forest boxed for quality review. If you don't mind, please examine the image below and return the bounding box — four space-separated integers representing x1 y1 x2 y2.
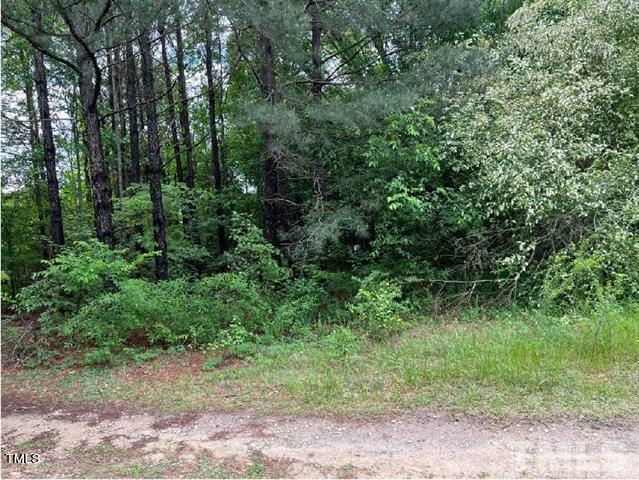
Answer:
0 0 638 476
1 0 639 468
3 0 638 356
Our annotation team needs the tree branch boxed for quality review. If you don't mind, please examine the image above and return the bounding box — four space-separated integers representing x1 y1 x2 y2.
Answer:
1 15 80 74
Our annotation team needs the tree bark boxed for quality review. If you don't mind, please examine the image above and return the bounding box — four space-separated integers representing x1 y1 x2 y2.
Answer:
107 47 124 198
258 27 280 245
216 18 227 170
25 75 48 259
204 4 227 253
176 21 195 189
78 50 114 247
32 11 64 249
70 91 83 218
138 70 146 138
125 41 141 184
116 48 129 191
81 126 93 205
158 23 183 184
139 29 169 280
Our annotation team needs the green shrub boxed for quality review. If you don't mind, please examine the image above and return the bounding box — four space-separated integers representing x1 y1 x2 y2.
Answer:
224 213 290 286
215 321 256 357
195 273 273 333
543 227 639 306
271 297 317 337
81 347 114 366
323 327 365 358
268 278 328 337
59 273 272 353
347 272 407 339
63 278 187 350
201 356 224 371
17 240 146 326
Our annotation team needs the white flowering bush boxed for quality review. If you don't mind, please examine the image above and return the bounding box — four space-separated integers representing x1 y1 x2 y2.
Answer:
441 0 639 300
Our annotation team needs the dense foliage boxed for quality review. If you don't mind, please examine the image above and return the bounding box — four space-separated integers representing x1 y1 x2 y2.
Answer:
1 0 637 365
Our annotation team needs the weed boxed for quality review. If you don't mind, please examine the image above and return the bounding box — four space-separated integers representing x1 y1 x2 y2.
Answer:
202 356 224 371
245 457 266 478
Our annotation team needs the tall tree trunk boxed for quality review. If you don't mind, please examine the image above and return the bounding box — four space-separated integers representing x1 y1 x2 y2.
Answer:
175 19 199 245
158 23 183 183
310 1 323 101
116 49 129 191
108 47 124 198
175 21 195 188
137 54 146 181
204 4 227 253
310 0 326 204
138 71 146 136
258 27 279 245
82 127 92 205
77 50 114 247
125 41 141 184
70 92 83 218
25 76 48 259
139 29 169 280
32 12 64 249
216 17 226 170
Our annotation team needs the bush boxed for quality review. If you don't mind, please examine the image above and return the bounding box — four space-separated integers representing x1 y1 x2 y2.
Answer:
347 272 407 339
194 273 273 334
268 278 328 337
543 227 639 306
440 0 639 299
67 278 194 350
323 327 366 358
224 213 290 286
65 273 272 352
17 240 146 325
215 322 256 358
271 297 317 338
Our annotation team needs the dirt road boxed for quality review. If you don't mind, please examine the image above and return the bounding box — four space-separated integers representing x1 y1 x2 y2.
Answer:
2 406 638 478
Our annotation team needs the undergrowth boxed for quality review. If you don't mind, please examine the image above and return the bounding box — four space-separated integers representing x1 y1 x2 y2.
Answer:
3 303 638 419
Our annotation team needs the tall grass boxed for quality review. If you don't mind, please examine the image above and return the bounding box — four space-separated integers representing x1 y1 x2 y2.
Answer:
3 304 638 418
231 303 639 417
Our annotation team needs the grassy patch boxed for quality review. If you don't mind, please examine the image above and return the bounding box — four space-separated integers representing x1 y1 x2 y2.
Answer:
3 305 638 419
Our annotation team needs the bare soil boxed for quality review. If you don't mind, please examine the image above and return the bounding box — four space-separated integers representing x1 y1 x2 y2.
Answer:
2 401 638 478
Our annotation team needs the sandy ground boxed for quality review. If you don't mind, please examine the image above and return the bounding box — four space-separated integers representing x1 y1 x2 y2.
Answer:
1 406 638 478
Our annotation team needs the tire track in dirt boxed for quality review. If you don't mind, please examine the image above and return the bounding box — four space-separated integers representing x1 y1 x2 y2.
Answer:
2 408 638 478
